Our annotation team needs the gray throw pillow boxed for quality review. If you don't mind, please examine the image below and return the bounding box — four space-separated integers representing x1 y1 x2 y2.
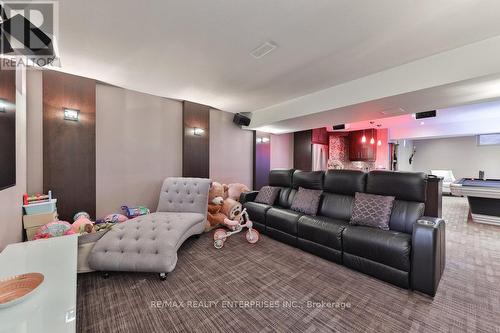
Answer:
291 187 323 216
350 192 395 230
255 186 280 205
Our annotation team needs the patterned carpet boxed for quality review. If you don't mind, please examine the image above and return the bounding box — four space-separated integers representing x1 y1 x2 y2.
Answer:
77 197 500 332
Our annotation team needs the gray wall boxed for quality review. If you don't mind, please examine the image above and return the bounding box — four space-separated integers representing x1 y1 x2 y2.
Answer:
0 68 27 251
407 136 500 179
270 133 294 169
96 84 183 216
209 109 253 188
26 70 43 194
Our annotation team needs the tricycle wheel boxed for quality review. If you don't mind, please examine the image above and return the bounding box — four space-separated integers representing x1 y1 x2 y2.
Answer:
214 239 224 249
246 229 260 244
213 228 227 241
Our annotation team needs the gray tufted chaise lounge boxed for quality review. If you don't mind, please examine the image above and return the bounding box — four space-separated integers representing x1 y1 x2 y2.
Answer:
89 177 211 279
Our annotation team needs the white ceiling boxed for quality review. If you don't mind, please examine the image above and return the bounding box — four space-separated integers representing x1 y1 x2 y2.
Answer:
56 0 500 114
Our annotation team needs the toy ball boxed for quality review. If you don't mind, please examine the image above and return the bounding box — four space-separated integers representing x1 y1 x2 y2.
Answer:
73 211 90 222
104 213 128 224
34 221 75 239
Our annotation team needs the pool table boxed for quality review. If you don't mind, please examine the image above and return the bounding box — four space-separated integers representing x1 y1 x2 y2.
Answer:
450 178 500 225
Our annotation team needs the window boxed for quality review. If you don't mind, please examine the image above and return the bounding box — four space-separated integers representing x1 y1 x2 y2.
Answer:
478 133 500 146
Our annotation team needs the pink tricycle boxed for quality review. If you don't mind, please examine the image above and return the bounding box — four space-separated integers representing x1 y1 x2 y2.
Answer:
213 208 260 249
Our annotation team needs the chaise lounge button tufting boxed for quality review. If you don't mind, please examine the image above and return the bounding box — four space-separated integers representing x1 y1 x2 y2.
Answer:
87 177 211 276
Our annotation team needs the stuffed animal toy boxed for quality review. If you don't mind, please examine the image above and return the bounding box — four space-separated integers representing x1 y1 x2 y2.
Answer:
224 183 250 201
206 182 227 231
206 182 246 232
220 198 243 230
72 212 96 234
34 221 75 239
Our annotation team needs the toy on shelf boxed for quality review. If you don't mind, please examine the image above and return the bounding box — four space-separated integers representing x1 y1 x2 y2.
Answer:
121 205 150 219
22 190 57 216
213 208 260 249
23 191 52 206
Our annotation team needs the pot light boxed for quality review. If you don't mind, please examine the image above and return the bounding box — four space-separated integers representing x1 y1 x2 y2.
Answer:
420 121 425 125
64 108 79 121
193 127 205 136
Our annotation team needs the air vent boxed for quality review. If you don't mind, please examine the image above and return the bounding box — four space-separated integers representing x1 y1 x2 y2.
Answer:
332 124 346 130
250 41 278 59
415 110 437 119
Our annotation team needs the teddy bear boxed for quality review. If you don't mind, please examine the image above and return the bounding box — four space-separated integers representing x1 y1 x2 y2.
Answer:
206 182 244 232
223 183 250 202
206 182 228 231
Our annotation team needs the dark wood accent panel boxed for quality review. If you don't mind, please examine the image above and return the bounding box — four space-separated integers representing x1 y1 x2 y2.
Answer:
312 127 328 145
0 69 16 190
349 130 377 161
183 101 209 178
253 131 270 190
294 130 312 171
425 177 443 218
43 71 96 221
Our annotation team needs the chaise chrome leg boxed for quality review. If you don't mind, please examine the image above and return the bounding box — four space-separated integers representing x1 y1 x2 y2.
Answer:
102 272 110 279
159 272 167 281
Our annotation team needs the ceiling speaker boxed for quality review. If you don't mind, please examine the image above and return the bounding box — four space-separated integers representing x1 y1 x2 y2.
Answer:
233 113 251 127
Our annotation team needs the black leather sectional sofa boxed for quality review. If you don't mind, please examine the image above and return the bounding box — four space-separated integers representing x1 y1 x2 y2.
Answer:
240 169 445 296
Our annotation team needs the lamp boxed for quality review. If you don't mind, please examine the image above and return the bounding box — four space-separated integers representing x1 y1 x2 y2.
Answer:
193 127 205 136
361 129 366 143
369 122 375 144
64 108 79 121
377 140 382 146
0 98 6 113
262 137 270 143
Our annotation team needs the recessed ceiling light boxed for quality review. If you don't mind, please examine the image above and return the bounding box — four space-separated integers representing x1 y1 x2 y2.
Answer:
250 41 278 59
420 121 425 125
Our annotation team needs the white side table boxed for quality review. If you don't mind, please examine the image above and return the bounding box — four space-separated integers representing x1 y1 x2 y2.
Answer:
0 235 78 333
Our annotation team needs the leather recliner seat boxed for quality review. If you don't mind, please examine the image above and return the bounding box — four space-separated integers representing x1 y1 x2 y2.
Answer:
241 169 446 297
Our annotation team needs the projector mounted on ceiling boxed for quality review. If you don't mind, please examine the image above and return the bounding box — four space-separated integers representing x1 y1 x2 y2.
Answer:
250 41 278 59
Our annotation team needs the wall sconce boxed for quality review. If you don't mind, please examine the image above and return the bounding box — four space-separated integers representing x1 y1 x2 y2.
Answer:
256 137 270 144
193 127 205 136
0 98 7 113
64 108 80 121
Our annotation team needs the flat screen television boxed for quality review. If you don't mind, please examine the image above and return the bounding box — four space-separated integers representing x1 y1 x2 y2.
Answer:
0 69 16 191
